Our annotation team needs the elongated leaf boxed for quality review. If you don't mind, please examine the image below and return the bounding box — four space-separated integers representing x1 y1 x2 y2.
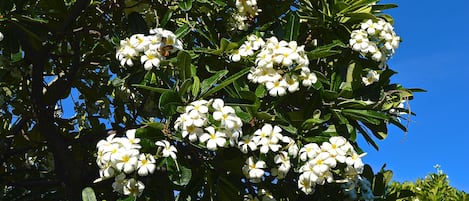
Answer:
201 68 250 98
132 84 170 94
350 120 379 150
160 9 173 27
179 78 193 97
342 109 389 121
81 187 97 201
177 51 192 81
192 76 200 97
200 70 228 95
307 40 346 60
175 24 191 38
285 11 300 41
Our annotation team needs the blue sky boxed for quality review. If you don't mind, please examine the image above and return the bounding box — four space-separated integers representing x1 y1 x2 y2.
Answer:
360 0 469 192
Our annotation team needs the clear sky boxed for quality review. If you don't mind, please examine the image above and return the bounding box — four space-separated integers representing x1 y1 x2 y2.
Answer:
359 0 469 192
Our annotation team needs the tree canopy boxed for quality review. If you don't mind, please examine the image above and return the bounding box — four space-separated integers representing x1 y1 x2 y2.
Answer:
0 0 424 200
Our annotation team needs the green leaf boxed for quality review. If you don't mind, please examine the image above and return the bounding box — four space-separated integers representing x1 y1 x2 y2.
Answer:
177 51 192 81
220 38 239 52
175 24 191 38
192 76 200 97
342 109 389 121
200 70 228 95
159 91 182 116
307 40 346 60
81 187 97 201
132 84 170 94
201 68 250 99
167 160 192 186
179 78 193 97
160 9 173 27
179 0 193 12
285 11 300 41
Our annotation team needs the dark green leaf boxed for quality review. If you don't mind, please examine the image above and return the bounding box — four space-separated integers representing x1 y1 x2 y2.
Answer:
192 76 200 97
175 24 191 38
160 9 173 27
201 68 250 98
159 91 182 116
200 70 228 95
285 11 300 41
132 84 170 94
177 51 192 81
307 40 346 60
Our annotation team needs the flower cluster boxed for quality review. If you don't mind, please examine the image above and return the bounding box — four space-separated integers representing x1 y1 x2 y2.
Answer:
349 19 401 63
240 124 298 183
174 99 243 150
231 35 317 96
233 0 261 30
95 129 156 197
115 28 183 70
297 136 366 195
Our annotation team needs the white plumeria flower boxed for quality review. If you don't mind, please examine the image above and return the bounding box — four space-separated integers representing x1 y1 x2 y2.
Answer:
185 109 207 127
213 106 238 129
362 70 380 86
114 148 139 174
199 126 227 151
311 152 336 174
230 51 242 62
186 100 209 114
259 139 282 154
123 178 145 197
346 151 367 174
287 141 299 158
298 173 315 195
137 154 156 176
238 136 257 153
242 157 266 181
266 79 288 96
182 124 204 142
252 124 271 145
117 129 141 150
238 41 255 57
301 71 317 87
155 140 178 159
248 35 265 50
350 30 370 52
274 151 291 178
284 74 300 92
321 136 349 163
129 34 149 52
96 163 115 181
299 143 321 161
97 134 116 152
140 50 161 70
0 32 3 41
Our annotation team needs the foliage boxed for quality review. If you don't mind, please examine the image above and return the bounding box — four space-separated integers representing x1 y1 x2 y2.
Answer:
0 0 422 200
386 166 469 201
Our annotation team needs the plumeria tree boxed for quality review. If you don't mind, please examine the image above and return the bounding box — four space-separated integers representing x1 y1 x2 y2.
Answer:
0 0 423 200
